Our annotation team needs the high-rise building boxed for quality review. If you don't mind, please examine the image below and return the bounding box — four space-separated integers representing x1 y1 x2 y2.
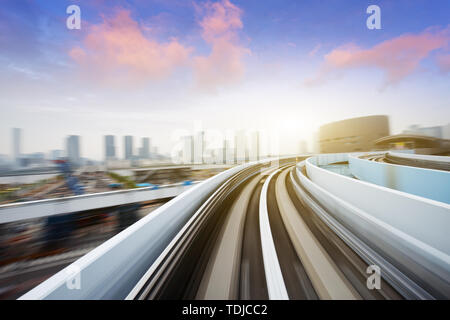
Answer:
66 135 81 165
194 131 204 164
222 140 228 164
248 131 260 161
182 135 194 164
225 139 234 164
12 128 21 166
140 137 150 159
213 140 227 164
105 135 116 160
124 136 133 160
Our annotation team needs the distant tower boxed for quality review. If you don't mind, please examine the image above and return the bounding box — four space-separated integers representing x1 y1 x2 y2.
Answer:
66 135 81 166
249 131 260 161
12 128 21 166
105 135 116 161
194 131 205 164
223 140 228 164
141 137 150 159
124 136 133 160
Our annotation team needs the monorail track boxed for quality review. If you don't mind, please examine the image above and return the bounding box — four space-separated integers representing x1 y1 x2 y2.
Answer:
126 158 448 300
127 158 404 300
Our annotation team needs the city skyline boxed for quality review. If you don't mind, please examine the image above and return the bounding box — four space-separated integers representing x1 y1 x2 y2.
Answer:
3 119 450 163
4 129 159 163
1 0 449 159
2 126 300 165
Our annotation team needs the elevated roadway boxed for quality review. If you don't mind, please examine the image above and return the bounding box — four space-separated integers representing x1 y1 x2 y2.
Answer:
18 154 450 300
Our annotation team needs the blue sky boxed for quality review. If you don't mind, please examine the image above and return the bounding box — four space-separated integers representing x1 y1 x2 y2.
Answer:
0 0 449 159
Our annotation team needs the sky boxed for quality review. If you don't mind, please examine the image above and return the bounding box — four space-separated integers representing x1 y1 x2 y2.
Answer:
0 0 449 160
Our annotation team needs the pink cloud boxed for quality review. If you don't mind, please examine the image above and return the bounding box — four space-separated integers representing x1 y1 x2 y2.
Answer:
69 9 192 85
69 2 249 91
193 0 250 91
437 54 450 73
306 26 450 87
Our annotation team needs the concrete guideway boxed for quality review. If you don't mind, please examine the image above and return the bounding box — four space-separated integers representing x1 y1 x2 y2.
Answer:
349 153 450 204
300 155 450 299
196 171 267 299
387 152 450 171
126 160 277 300
259 168 289 300
274 167 359 300
16 153 450 300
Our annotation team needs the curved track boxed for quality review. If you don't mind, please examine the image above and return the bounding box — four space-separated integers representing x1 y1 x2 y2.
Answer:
363 153 450 171
126 159 407 300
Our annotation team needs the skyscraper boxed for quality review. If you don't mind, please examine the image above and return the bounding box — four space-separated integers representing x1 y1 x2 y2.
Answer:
194 131 204 164
105 135 116 160
12 128 21 166
124 136 133 160
225 139 234 164
66 135 81 166
213 139 228 164
140 137 150 159
222 139 228 164
249 131 260 161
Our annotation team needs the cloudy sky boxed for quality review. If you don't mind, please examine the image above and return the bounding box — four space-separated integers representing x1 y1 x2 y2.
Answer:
0 0 449 160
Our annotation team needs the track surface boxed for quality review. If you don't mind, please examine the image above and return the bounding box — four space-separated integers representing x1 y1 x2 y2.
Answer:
129 161 405 300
